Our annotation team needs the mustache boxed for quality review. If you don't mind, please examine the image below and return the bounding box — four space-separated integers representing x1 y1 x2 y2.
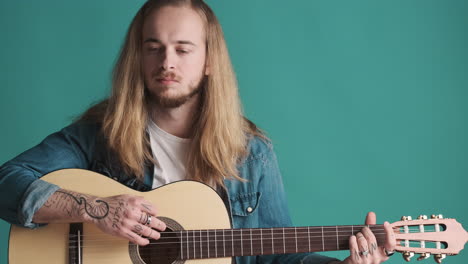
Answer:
154 71 181 82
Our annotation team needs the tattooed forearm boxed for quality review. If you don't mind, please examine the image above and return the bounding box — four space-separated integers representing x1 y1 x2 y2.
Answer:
54 190 110 220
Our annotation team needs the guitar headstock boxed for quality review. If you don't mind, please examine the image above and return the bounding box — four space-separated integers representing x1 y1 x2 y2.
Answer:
390 214 468 263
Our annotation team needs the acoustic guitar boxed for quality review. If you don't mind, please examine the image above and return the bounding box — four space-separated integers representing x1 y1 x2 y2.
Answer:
8 169 468 263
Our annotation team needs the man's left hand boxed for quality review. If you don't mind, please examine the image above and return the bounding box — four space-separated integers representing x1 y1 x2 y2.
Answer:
334 212 396 264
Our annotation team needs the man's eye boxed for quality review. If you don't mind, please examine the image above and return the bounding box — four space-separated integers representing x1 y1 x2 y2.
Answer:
177 49 189 54
147 47 160 52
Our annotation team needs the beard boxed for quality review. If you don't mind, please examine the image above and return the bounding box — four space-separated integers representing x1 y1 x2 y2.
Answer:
148 75 206 109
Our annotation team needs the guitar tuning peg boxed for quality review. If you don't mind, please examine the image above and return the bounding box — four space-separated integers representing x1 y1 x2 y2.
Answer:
417 253 430 261
417 215 428 220
403 251 414 262
434 254 446 263
431 214 444 219
401 216 413 221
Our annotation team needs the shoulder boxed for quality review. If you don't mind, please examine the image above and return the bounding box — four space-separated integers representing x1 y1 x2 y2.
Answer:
58 120 103 142
242 135 276 164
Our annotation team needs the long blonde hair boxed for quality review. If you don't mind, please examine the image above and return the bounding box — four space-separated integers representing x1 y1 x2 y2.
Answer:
80 0 264 187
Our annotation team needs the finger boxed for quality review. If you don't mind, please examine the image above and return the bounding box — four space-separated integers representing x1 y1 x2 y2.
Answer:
349 235 361 263
383 221 396 251
356 232 369 258
129 223 161 244
365 212 376 225
361 227 378 255
138 211 148 224
124 230 150 246
140 200 158 216
148 216 167 232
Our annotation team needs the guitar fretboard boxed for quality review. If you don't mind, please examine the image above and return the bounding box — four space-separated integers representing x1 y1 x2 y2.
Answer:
175 225 385 259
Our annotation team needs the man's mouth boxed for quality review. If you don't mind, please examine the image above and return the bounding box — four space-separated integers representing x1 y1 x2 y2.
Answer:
157 78 178 85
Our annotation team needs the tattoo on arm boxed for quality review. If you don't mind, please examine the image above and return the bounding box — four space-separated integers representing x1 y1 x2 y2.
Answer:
54 190 109 219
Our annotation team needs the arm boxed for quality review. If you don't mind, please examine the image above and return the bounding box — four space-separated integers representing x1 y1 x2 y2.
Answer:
33 188 166 245
0 122 165 245
0 123 96 228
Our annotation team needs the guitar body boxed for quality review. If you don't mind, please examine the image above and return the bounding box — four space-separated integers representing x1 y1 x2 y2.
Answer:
8 169 232 264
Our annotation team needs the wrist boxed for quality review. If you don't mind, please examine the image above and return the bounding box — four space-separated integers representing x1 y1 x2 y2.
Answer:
79 194 106 224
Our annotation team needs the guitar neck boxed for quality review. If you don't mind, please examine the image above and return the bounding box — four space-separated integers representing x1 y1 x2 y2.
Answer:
177 225 386 260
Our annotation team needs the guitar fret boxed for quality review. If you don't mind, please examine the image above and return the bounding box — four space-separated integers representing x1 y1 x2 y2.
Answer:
321 226 324 251
260 228 263 255
250 228 253 256
240 229 243 256
231 229 234 257
336 226 339 250
180 231 184 260
207 230 210 258
308 226 311 252
185 231 190 259
215 229 218 257
282 227 285 253
223 229 226 257
271 228 274 254
295 227 298 253
193 230 196 259
200 230 202 258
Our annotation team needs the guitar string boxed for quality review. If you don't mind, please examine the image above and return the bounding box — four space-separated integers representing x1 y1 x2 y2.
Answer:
70 237 387 254
69 236 391 261
66 223 437 239
67 227 437 243
65 228 388 243
66 233 389 249
66 225 388 239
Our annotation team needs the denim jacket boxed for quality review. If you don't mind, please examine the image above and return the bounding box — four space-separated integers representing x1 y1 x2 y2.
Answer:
0 122 338 264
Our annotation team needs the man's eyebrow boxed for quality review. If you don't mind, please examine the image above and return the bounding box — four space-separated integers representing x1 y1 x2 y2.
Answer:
143 38 197 46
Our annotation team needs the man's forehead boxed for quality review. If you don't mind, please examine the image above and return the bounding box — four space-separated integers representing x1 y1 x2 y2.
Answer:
142 6 206 44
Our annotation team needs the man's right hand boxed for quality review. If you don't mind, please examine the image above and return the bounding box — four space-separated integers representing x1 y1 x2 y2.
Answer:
33 189 166 246
90 194 167 246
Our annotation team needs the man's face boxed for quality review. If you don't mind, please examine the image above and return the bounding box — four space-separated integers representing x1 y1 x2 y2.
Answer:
142 6 208 108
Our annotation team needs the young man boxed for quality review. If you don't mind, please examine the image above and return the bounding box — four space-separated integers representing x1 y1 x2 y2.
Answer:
0 0 395 263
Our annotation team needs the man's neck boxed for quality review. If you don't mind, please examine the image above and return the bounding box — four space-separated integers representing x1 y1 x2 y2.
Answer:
150 95 200 139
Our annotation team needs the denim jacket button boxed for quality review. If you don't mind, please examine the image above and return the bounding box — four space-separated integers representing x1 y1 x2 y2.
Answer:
246 206 253 213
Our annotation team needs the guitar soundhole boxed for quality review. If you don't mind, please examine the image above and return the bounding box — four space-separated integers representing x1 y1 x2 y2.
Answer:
138 227 181 264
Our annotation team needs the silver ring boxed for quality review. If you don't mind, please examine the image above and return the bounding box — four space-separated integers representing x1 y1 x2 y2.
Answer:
384 248 395 257
145 215 152 226
360 250 369 256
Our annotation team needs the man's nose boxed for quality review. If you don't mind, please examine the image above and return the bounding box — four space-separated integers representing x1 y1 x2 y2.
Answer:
161 50 175 70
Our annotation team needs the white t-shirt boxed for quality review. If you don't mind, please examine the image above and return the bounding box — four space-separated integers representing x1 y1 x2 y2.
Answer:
147 120 191 189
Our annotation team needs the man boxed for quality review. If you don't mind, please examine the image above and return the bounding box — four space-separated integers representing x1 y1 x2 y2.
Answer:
0 0 395 263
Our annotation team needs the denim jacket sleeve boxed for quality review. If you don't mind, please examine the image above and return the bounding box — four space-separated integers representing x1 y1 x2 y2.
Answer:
0 122 98 228
233 137 339 264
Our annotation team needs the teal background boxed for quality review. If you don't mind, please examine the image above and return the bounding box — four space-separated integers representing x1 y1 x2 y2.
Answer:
0 0 467 263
